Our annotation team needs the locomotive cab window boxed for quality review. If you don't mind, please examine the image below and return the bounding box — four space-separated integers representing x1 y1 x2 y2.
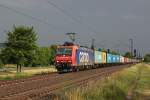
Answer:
57 48 72 56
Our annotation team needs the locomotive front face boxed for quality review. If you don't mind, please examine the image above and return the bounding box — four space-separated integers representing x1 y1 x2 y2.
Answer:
55 46 75 71
55 46 78 71
55 47 72 64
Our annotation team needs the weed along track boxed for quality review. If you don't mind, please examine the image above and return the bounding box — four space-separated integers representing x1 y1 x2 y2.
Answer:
0 65 131 100
126 64 143 100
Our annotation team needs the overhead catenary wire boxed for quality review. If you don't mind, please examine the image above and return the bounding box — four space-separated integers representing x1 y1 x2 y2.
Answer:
0 1 98 46
54 0 101 35
0 4 57 28
0 1 103 47
0 1 100 35
47 0 100 35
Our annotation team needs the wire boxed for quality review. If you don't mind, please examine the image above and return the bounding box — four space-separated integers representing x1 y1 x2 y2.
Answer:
47 0 100 35
47 1 81 23
0 4 56 28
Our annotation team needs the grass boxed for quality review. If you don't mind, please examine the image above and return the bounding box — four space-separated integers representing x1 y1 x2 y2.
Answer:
0 72 32 80
61 63 150 100
0 66 57 80
133 64 150 99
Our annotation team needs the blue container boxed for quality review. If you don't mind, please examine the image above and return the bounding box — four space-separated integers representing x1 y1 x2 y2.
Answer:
112 55 120 63
116 55 120 63
107 53 112 63
94 50 102 64
112 54 117 63
76 48 94 66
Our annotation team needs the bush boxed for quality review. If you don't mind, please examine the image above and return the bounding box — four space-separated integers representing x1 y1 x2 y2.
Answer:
29 46 56 67
0 59 4 68
0 76 12 80
144 54 150 62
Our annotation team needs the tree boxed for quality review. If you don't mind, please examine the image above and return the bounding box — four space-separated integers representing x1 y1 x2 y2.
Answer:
0 54 3 68
32 47 51 66
1 25 38 72
49 45 57 65
144 54 150 62
124 52 133 58
30 45 56 67
110 50 120 55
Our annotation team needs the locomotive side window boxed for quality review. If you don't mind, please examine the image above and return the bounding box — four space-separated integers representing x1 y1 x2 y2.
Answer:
57 48 72 55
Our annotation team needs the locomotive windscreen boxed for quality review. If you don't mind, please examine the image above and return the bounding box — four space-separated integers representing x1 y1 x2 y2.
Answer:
57 48 72 56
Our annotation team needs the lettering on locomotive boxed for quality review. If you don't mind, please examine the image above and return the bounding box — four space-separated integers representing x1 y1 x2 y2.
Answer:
79 52 89 63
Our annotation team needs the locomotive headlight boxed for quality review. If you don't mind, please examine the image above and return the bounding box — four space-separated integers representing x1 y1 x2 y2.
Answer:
57 61 59 63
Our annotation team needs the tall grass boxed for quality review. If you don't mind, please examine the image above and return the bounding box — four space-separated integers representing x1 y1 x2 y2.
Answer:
62 64 147 100
133 64 150 99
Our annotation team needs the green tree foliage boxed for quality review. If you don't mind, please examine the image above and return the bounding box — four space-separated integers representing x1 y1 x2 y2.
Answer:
110 51 120 55
100 48 107 52
144 54 150 62
0 25 38 72
124 52 133 58
104 48 120 55
0 54 3 68
32 47 51 66
29 45 56 67
49 45 57 64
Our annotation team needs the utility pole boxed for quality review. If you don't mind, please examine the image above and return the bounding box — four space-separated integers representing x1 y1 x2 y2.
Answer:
91 38 95 50
134 49 137 58
136 49 139 59
129 38 133 57
138 51 141 59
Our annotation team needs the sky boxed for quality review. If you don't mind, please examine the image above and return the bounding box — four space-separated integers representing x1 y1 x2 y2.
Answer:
0 0 149 55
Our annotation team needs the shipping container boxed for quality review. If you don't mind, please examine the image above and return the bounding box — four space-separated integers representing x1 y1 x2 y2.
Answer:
124 57 128 63
127 58 129 63
101 52 107 63
112 54 116 63
76 48 94 66
129 58 132 63
94 50 102 64
116 55 120 63
120 56 124 63
107 53 112 63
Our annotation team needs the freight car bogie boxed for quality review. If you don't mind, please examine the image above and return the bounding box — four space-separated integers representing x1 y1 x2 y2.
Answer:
56 65 94 72
56 64 72 72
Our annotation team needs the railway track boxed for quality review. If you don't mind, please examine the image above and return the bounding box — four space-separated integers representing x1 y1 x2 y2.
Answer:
29 66 128 100
0 72 58 87
0 65 132 100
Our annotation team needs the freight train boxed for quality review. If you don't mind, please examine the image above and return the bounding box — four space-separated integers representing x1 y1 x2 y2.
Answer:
55 43 139 72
